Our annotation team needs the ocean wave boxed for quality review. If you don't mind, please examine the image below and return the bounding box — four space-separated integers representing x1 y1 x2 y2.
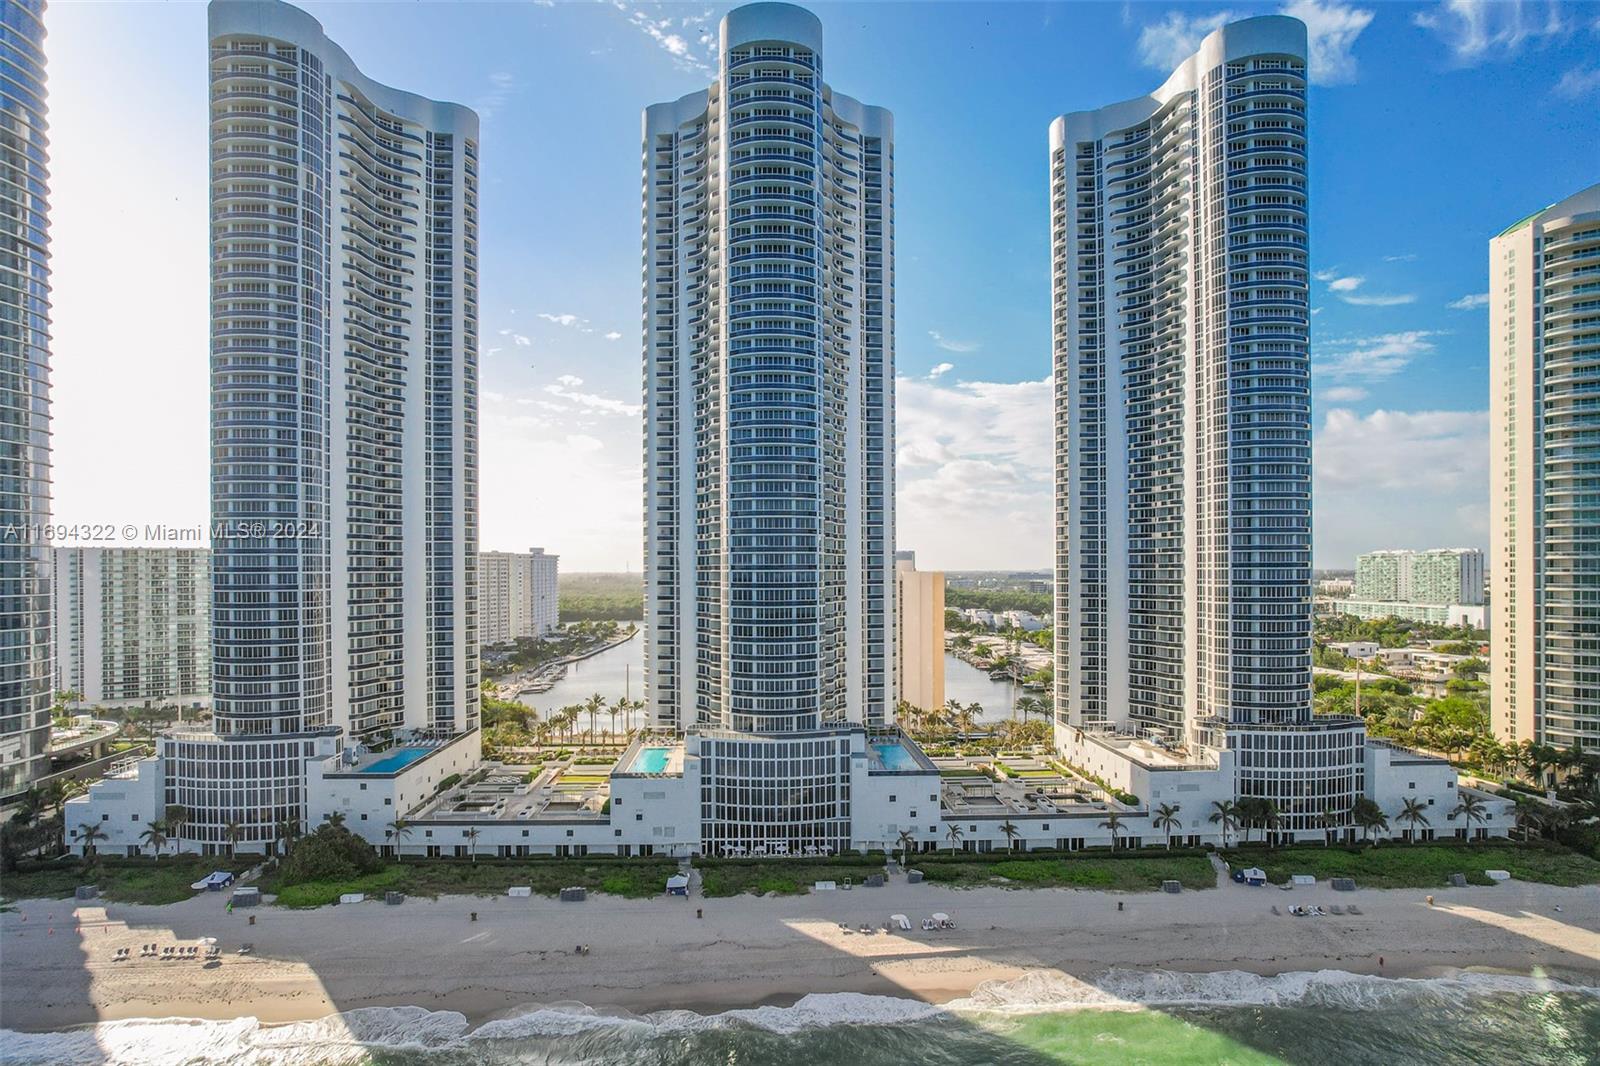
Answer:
4 969 1595 1065
946 967 1600 1015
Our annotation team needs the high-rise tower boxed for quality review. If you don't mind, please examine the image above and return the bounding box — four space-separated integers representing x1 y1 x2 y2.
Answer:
1490 183 1600 752
186 0 480 847
1050 17 1364 833
642 3 894 736
0 0 52 797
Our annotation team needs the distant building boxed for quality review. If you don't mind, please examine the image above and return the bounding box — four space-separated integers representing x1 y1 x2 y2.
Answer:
962 608 996 628
478 549 560 646
1326 641 1378 660
1338 600 1486 628
1354 549 1483 605
1316 577 1353 598
895 558 944 714
1491 182 1600 750
1000 609 1044 633
52 548 211 710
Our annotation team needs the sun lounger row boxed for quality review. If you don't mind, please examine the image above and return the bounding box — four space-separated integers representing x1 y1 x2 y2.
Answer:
128 944 220 960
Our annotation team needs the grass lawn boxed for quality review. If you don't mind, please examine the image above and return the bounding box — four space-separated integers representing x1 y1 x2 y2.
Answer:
262 857 678 908
696 861 887 897
1221 842 1600 889
2 855 256 906
916 853 1216 892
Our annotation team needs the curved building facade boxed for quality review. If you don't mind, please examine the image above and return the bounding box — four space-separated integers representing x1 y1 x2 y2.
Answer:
0 0 52 796
642 3 894 737
195 0 480 847
1050 17 1361 834
1491 183 1600 752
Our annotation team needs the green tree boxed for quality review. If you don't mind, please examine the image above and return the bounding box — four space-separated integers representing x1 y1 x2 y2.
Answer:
222 817 246 859
1451 793 1489 836
1099 811 1125 850
1351 797 1388 842
1208 800 1239 848
1152 802 1182 850
1396 798 1431 839
998 820 1021 852
77 821 108 861
896 827 918 866
945 823 964 854
139 820 169 858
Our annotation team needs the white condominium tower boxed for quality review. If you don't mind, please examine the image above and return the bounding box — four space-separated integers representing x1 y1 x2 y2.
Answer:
642 3 894 736
199 0 480 846
641 3 894 854
1050 17 1362 830
1490 183 1600 751
478 548 559 646
0 0 52 796
53 548 211 711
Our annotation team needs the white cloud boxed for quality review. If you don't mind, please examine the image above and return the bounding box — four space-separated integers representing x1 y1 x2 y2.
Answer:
1383 253 1420 263
1413 0 1570 63
474 71 517 123
1314 407 1489 566
1319 385 1369 402
604 331 623 341
928 362 955 379
1280 0 1374 84
1138 2 1372 85
1554 65 1600 98
543 381 642 417
896 376 1052 569
1449 292 1490 310
612 1 716 74
1327 274 1365 292
497 328 532 347
1339 292 1417 307
565 434 605 453
1313 330 1438 382
928 330 981 353
556 374 584 388
538 312 585 328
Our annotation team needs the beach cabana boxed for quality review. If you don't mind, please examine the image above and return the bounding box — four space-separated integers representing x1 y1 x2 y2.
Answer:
190 871 236 892
1241 867 1267 887
1485 869 1511 882
666 874 690 896
1290 874 1316 887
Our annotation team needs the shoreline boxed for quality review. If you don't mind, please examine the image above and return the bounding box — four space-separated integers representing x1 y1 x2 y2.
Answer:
3 879 1596 1034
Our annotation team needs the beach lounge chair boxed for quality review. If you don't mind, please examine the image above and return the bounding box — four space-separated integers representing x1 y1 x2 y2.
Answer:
161 947 174 960
1329 905 1345 916
1346 905 1362 915
237 944 254 955
921 917 937 931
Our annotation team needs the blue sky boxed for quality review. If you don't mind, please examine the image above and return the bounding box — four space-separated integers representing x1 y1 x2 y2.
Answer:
46 0 1600 570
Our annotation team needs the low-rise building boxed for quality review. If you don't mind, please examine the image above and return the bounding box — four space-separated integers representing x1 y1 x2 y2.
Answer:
1337 599 1486 628
1000 609 1045 632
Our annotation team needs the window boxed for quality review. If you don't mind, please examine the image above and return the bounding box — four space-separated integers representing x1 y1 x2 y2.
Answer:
566 829 574 837
888 795 896 803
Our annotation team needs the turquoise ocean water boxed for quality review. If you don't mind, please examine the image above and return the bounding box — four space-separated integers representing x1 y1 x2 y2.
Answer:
6 968 1597 1065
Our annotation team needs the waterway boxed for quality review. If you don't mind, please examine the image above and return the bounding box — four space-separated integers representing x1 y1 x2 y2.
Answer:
510 628 1020 728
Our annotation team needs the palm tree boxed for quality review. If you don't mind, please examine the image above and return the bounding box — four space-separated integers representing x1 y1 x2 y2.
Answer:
583 694 607 744
1099 811 1125 850
896 828 918 867
1397 798 1431 840
1260 801 1283 844
1318 808 1341 847
222 817 246 859
465 827 481 862
998 820 1021 852
606 700 622 741
324 811 347 829
164 805 189 855
1152 803 1182 850
139 820 169 858
274 819 301 857
1451 793 1489 838
1351 797 1388 842
945 823 964 854
1208 800 1239 849
387 818 414 851
77 821 108 861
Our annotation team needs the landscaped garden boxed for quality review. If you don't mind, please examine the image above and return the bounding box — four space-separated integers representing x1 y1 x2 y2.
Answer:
1220 840 1600 889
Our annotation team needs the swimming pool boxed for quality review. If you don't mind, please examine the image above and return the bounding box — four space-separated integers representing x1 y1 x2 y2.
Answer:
872 742 918 771
359 746 432 774
630 746 670 774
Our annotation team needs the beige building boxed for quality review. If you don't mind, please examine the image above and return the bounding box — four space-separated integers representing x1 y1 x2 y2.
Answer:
895 557 944 714
478 548 560 646
1490 182 1600 750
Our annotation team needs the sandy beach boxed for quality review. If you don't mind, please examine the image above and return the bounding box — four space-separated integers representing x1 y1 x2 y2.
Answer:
2 874 1597 1033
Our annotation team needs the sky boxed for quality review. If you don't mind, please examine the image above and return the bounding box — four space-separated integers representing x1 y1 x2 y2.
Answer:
45 0 1600 571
